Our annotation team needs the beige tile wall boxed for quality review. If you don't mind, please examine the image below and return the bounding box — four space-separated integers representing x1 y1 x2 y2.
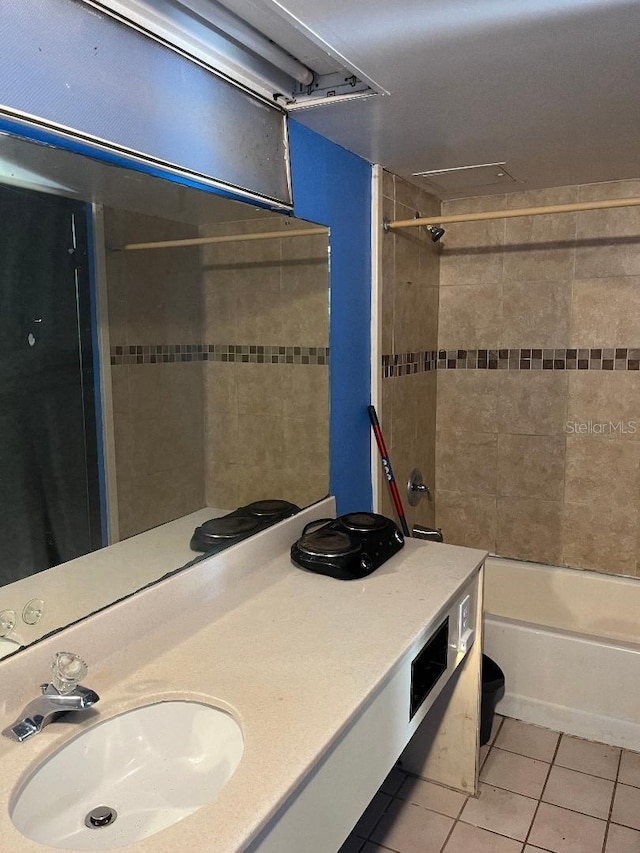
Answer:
378 171 441 530
201 216 330 509
436 181 640 577
104 208 206 540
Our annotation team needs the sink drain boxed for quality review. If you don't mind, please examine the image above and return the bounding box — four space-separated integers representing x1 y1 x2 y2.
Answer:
85 806 118 829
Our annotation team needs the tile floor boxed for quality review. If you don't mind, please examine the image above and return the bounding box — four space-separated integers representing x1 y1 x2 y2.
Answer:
338 717 640 853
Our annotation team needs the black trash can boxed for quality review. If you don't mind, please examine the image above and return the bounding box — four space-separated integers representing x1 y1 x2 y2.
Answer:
480 654 505 746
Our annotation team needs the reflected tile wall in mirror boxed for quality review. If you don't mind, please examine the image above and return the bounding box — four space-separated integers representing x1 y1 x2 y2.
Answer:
0 130 330 655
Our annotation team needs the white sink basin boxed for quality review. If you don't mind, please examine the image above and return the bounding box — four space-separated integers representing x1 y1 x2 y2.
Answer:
10 700 243 850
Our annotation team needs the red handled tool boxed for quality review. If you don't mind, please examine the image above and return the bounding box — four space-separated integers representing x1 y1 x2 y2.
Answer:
367 405 411 537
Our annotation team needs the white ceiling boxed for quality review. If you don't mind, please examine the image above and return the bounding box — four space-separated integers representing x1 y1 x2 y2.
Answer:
263 0 640 197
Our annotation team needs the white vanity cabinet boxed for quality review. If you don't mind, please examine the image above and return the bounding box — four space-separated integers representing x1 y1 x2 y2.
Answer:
249 568 484 853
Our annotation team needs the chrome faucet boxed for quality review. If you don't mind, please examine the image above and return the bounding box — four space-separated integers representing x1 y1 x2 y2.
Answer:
3 652 100 742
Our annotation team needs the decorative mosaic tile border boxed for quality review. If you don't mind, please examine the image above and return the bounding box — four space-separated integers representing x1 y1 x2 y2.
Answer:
382 348 640 376
111 344 329 366
382 351 438 378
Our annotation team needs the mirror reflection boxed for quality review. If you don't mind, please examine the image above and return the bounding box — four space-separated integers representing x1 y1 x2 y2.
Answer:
0 131 330 653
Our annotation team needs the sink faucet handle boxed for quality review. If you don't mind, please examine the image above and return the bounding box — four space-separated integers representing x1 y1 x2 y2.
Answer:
51 652 88 695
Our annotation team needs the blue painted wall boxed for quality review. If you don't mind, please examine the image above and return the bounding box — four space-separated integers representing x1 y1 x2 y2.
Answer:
0 73 372 516
289 120 372 513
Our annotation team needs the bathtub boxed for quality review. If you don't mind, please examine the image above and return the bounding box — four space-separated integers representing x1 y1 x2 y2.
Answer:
483 557 640 751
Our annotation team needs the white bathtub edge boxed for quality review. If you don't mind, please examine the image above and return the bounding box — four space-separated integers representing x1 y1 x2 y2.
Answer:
496 693 640 752
485 614 640 752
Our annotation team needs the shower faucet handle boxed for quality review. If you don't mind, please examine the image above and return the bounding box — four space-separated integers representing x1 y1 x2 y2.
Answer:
407 468 432 506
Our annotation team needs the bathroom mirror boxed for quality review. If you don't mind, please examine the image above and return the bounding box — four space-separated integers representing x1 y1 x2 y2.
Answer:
0 129 330 655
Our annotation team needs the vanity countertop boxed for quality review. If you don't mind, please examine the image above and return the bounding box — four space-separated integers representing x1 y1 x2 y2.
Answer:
0 502 486 852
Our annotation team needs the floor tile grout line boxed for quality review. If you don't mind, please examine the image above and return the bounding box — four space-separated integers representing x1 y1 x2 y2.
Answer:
549 760 620 784
437 813 458 853
520 727 562 848
357 724 638 853
445 821 536 851
489 743 554 764
483 776 617 823
601 747 624 853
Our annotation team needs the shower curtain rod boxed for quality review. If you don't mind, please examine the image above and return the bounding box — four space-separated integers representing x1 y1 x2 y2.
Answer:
384 196 640 231
116 227 326 252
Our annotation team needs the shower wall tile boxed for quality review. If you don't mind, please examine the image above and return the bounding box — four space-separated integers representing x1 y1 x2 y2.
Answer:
104 208 202 346
577 180 640 202
378 171 440 528
394 215 421 281
281 414 329 473
435 491 497 552
503 188 577 283
104 208 206 539
497 497 563 565
395 178 440 214
111 363 206 539
205 360 237 414
439 219 504 287
497 434 565 501
437 371 499 434
570 276 640 346
107 207 330 530
202 218 330 510
204 361 329 508
440 194 505 287
382 169 395 200
435 179 640 577
203 273 238 341
501 279 571 348
438 283 502 349
575 206 640 279
394 282 439 353
564 438 640 508
562 502 638 576
567 372 640 441
498 372 568 435
236 362 284 416
436 431 498 496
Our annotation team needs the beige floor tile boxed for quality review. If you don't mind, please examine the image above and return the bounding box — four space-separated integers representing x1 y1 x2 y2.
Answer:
543 765 615 819
397 777 467 817
380 766 408 796
555 734 621 780
352 792 392 838
442 821 522 853
489 714 504 744
371 799 454 853
619 751 640 789
481 747 550 798
612 784 640 831
460 782 537 841
479 743 491 768
528 802 607 853
495 718 560 762
606 823 640 852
